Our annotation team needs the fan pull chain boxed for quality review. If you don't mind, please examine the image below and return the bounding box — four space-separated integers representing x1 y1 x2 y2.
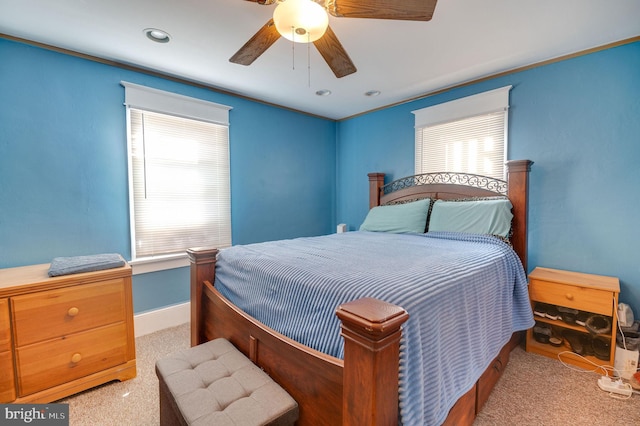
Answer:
307 32 311 87
291 27 295 70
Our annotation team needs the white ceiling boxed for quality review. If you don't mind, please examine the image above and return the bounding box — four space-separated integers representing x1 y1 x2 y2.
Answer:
1 0 639 120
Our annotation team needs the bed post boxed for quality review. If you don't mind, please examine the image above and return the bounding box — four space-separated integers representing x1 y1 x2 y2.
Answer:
368 173 385 208
336 297 409 426
186 247 219 346
506 160 533 272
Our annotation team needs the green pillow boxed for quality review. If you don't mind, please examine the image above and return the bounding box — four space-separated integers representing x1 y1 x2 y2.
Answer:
359 199 431 233
428 199 513 237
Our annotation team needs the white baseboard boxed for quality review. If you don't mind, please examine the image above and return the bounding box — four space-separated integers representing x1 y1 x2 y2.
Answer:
134 302 190 337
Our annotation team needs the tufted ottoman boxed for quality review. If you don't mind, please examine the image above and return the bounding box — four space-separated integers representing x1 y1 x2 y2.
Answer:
156 338 299 426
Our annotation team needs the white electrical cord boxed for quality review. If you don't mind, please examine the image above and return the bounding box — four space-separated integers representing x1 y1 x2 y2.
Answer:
556 351 635 399
553 296 639 400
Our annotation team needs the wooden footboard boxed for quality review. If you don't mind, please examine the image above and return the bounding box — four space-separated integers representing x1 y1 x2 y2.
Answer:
188 248 521 425
201 280 344 424
188 247 409 425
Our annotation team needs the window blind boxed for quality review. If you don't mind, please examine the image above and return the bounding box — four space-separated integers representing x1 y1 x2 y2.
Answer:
415 111 506 179
413 86 511 180
122 82 232 260
128 109 231 258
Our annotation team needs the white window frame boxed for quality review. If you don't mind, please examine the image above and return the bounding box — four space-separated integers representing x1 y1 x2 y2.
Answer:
121 82 232 273
412 86 512 180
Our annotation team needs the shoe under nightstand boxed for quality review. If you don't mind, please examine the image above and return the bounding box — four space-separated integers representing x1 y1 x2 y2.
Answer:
526 267 620 371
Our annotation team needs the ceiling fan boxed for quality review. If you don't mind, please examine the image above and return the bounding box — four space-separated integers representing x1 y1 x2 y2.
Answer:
230 0 438 78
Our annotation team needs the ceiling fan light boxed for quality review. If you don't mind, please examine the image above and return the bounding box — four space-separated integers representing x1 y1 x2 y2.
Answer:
273 0 329 43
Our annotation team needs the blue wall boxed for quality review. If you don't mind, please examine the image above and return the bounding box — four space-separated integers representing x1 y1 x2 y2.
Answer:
2 37 639 317
337 41 640 314
0 39 337 313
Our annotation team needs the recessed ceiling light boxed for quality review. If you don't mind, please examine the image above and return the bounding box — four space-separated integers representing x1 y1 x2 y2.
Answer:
365 90 381 97
315 89 331 96
144 28 171 43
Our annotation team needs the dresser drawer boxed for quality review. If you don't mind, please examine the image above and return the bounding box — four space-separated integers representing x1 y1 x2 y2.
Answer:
0 298 14 402
11 279 126 347
15 323 128 396
0 299 10 352
0 350 16 402
529 279 612 316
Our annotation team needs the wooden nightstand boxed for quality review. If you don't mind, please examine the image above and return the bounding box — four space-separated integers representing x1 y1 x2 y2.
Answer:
526 267 620 371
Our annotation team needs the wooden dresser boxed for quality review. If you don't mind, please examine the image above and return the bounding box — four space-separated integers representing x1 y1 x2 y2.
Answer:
0 263 136 403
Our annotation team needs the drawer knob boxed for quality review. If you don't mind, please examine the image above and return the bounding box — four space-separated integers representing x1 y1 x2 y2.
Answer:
565 293 574 301
71 353 82 363
67 307 79 317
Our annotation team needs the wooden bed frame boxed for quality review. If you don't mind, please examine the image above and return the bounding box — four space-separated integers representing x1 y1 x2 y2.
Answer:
188 159 532 425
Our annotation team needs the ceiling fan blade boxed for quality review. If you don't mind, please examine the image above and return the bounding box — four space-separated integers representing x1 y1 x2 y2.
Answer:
229 19 281 66
313 25 357 78
327 0 438 21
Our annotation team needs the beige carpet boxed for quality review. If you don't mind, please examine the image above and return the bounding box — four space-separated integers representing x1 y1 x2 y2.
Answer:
59 323 191 426
61 323 640 425
475 346 640 426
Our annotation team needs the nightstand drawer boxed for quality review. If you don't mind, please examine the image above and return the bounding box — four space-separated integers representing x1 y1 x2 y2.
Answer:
15 323 128 396
11 279 126 347
529 279 612 315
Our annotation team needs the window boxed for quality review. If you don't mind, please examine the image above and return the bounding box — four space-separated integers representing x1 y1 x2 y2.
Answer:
122 82 232 262
413 86 511 180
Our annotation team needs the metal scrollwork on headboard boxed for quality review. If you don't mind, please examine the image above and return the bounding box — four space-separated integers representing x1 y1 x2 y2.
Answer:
382 172 508 196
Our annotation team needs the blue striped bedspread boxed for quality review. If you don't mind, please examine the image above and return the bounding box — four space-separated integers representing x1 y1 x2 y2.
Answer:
214 231 534 425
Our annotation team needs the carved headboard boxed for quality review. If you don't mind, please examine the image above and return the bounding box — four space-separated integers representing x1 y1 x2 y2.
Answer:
368 160 533 270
